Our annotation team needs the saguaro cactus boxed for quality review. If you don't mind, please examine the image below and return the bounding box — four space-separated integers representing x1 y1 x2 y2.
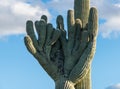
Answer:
24 0 98 89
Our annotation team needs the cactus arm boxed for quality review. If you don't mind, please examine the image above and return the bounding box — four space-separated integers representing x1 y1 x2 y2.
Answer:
41 15 47 22
63 11 82 76
63 0 89 76
44 23 54 60
72 30 89 62
72 0 90 65
46 23 54 45
44 22 61 60
88 7 98 40
24 35 48 66
24 36 37 55
25 15 63 81
35 20 47 51
26 21 39 50
74 69 91 89
56 15 67 55
67 10 75 56
67 10 75 32
56 15 66 43
50 29 61 45
72 19 82 53
69 7 98 84
67 10 75 55
69 40 96 84
24 35 59 81
56 15 64 30
63 19 83 75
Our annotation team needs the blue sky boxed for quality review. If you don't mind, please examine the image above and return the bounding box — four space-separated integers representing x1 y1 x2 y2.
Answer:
0 0 120 89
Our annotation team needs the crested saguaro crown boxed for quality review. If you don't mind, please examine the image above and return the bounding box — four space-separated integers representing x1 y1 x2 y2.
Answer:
24 0 98 89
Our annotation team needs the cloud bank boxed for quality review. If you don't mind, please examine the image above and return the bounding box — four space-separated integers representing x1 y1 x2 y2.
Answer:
106 84 120 89
95 0 120 38
0 0 120 38
0 0 50 37
46 0 120 38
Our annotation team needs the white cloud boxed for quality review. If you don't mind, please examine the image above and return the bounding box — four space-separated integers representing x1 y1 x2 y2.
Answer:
116 4 120 7
46 0 120 38
0 0 120 38
46 0 73 13
0 0 50 38
106 84 120 89
100 16 120 38
95 0 120 38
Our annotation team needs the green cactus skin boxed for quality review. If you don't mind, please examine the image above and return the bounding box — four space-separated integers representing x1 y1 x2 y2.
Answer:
74 0 90 28
24 0 98 89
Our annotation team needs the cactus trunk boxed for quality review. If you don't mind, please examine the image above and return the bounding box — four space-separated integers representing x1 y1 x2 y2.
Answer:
74 0 89 28
74 0 91 89
54 69 91 89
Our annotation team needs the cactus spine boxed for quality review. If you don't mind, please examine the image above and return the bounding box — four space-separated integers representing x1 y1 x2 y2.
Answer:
24 0 98 89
